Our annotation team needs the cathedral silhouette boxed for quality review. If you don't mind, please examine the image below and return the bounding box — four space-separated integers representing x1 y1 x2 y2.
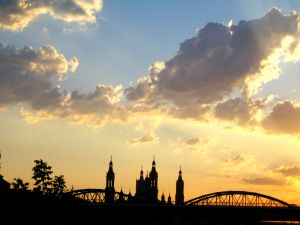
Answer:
104 157 184 205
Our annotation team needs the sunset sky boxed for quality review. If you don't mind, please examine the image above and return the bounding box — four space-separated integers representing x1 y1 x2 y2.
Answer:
2 0 300 204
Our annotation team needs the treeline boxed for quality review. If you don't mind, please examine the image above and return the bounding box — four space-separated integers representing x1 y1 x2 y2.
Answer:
11 159 67 197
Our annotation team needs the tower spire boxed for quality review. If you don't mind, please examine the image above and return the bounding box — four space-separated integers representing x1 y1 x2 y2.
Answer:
105 157 115 203
152 155 156 167
140 166 144 179
176 165 184 205
109 156 113 168
149 157 158 202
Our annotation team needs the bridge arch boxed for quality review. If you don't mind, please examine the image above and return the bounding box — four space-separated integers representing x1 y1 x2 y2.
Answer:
65 189 129 203
184 191 289 207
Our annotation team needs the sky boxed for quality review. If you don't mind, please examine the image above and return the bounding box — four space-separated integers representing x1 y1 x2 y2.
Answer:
2 0 300 204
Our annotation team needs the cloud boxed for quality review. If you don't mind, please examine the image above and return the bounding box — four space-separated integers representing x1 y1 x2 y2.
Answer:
0 0 103 31
176 137 219 155
214 97 265 125
224 154 251 165
21 83 128 127
126 8 300 123
275 165 300 177
243 177 285 185
0 43 76 108
262 101 300 134
0 43 128 127
184 137 201 146
69 57 79 72
129 132 157 145
3 8 300 133
180 137 218 147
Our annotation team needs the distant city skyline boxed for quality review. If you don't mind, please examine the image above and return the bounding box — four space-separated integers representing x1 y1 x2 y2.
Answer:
1 1 300 204
102 156 184 204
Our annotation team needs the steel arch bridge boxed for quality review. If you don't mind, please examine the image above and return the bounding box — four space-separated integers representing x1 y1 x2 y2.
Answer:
65 189 129 203
184 191 290 208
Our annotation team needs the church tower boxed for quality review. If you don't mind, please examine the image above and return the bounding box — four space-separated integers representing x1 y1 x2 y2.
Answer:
175 167 184 205
149 156 158 202
105 157 115 203
135 167 145 200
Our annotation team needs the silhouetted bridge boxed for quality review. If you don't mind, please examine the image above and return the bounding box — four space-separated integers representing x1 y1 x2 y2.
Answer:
66 188 130 203
66 189 291 207
61 190 300 224
184 191 290 207
4 190 300 224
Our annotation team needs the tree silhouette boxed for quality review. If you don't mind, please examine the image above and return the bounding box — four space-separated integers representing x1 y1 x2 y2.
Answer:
32 159 53 194
52 175 66 196
11 178 29 191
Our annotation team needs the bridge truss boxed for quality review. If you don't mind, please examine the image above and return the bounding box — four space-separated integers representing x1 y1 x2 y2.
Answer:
65 189 129 203
65 189 290 207
184 191 290 207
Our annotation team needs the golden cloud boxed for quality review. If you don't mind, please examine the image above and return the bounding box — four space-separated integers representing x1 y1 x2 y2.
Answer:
3 8 300 135
124 8 300 135
0 0 103 31
129 132 158 145
262 101 300 134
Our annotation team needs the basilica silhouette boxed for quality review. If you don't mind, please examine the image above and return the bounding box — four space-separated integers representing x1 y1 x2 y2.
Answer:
104 157 184 205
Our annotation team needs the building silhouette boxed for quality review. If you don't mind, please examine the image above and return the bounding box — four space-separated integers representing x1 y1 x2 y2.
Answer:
175 167 184 205
105 157 184 205
135 167 145 201
149 157 158 202
167 193 172 205
105 157 115 203
135 157 159 204
161 193 166 205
